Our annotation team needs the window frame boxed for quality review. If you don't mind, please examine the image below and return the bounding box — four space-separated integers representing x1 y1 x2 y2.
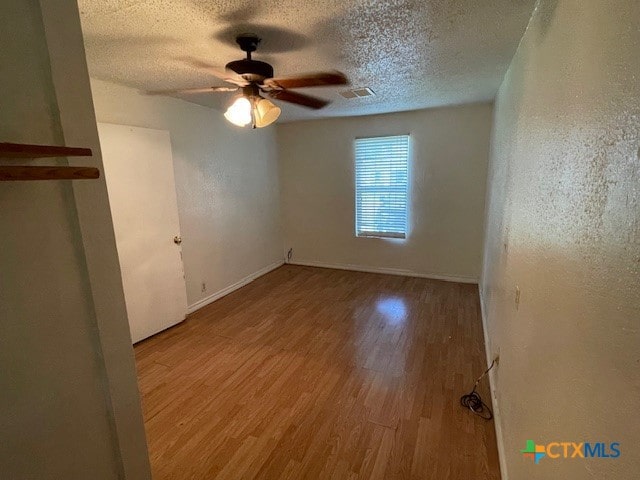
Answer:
354 134 410 240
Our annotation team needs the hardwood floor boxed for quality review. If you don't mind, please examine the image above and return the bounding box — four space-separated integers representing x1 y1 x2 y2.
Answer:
134 265 500 479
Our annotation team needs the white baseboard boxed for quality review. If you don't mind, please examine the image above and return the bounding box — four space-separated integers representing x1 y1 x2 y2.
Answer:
289 259 478 284
187 260 284 314
479 285 507 480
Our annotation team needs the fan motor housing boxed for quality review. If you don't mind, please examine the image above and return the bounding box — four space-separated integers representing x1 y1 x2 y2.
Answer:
226 59 274 81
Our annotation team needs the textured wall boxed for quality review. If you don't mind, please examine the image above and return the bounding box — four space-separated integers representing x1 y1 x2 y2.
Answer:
278 104 492 281
481 0 640 478
90 79 283 307
0 0 147 478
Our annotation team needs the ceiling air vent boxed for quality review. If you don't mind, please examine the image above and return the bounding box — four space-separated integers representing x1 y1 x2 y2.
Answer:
339 87 375 99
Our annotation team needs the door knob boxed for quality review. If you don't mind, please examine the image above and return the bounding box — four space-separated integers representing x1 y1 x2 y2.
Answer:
173 235 182 245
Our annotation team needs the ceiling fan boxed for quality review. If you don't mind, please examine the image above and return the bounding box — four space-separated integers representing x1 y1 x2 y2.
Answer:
148 34 349 128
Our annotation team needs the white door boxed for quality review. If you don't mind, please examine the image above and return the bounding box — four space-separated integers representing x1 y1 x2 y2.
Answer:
98 123 188 343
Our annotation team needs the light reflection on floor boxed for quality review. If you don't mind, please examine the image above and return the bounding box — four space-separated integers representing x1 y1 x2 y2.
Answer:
376 297 407 325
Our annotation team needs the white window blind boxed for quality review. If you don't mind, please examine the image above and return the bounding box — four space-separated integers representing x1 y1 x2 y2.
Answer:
355 135 409 239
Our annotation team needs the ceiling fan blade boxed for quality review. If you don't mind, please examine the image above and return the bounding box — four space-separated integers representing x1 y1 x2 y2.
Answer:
177 56 249 86
146 86 238 95
264 71 348 90
268 89 329 109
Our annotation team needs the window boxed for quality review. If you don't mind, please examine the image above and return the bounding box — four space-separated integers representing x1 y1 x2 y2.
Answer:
355 135 409 239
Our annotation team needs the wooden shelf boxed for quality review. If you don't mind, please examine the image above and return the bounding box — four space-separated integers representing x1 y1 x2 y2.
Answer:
0 166 100 181
0 142 98 181
0 142 92 158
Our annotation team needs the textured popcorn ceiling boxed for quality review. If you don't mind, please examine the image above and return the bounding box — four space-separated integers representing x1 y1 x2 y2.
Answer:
78 0 535 122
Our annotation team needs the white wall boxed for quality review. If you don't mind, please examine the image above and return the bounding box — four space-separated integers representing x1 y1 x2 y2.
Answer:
278 104 492 281
90 79 283 308
0 0 149 478
481 0 640 478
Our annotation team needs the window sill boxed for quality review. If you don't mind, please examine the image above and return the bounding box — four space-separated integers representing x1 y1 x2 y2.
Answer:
356 232 406 240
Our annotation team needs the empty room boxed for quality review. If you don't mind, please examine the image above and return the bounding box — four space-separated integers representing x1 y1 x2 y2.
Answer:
1 0 638 479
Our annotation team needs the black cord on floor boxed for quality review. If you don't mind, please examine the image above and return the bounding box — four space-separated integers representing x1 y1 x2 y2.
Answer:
460 359 496 420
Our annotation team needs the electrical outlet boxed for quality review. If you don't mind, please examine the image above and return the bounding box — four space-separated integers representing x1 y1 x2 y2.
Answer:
515 286 521 309
201 282 207 293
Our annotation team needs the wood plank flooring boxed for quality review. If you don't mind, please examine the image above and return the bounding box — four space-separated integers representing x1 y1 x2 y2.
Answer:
134 265 500 479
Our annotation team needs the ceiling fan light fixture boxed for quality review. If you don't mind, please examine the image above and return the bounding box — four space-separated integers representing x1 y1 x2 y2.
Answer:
254 98 281 128
147 35 348 127
224 96 252 127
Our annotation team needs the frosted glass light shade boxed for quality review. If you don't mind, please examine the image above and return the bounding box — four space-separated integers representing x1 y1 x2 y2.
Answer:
254 98 281 128
224 97 252 127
